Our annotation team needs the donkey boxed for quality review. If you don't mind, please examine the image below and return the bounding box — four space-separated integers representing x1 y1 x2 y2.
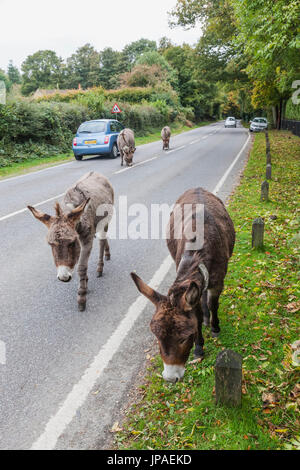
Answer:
117 128 136 167
28 171 114 311
161 126 171 150
131 187 235 382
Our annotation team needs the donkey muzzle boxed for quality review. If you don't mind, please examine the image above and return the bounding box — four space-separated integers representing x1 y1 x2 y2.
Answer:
162 363 185 383
57 266 73 283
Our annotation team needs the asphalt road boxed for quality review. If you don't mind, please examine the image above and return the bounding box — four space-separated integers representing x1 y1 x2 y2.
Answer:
0 121 250 449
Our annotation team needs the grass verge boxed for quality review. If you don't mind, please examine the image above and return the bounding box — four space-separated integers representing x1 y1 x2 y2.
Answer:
0 122 212 180
0 152 73 180
114 130 300 450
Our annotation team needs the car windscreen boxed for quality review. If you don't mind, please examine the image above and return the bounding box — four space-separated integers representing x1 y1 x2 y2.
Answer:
253 118 267 123
78 122 106 134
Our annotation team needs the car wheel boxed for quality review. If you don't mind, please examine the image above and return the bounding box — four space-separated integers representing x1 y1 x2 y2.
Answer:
74 154 83 161
110 143 118 159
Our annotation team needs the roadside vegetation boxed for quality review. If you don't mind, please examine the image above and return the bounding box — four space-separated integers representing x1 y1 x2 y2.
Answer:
113 130 300 450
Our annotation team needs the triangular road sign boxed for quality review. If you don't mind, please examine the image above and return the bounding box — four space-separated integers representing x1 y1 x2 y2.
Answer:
111 103 122 114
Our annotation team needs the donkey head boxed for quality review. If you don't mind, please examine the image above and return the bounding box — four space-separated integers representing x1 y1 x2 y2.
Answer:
131 273 201 383
28 199 90 282
123 145 136 166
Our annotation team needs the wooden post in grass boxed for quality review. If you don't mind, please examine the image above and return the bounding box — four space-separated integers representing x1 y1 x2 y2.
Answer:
252 217 265 248
265 131 271 164
215 349 242 407
266 163 272 180
260 181 269 202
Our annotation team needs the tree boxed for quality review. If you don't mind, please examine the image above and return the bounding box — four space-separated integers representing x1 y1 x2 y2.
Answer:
65 43 101 89
122 38 157 67
0 69 12 93
136 51 179 90
21 50 63 95
231 0 300 127
119 64 166 88
99 48 127 89
7 60 21 84
158 37 173 52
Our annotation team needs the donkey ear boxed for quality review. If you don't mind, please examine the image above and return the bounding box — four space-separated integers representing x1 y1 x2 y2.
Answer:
184 281 200 310
27 206 54 228
130 272 166 306
68 198 90 222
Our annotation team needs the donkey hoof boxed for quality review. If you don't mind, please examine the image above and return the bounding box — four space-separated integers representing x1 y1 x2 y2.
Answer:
203 317 210 327
194 346 204 360
105 254 110 261
97 271 103 278
211 330 220 338
78 302 86 312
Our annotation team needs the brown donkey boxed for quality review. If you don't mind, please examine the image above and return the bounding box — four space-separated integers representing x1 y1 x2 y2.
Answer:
28 172 114 311
131 188 235 382
161 126 171 150
117 128 136 167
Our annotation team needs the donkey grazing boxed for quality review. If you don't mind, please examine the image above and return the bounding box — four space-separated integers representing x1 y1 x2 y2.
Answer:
117 128 136 167
161 126 171 150
28 171 114 311
131 188 235 382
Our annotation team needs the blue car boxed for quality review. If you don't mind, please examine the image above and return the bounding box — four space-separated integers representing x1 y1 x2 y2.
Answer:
72 119 124 161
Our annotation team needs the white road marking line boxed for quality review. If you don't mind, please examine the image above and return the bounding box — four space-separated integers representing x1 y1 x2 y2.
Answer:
0 161 74 185
213 134 251 196
114 156 158 174
0 340 6 365
0 193 65 222
30 133 251 450
30 254 174 450
166 144 186 154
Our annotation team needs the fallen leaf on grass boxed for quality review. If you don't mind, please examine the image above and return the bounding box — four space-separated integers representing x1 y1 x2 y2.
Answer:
262 392 279 408
286 302 300 313
290 384 300 399
291 340 300 351
189 357 204 364
111 422 122 433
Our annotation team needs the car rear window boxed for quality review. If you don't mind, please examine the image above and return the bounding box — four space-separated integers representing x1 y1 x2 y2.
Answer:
253 118 267 123
78 122 106 134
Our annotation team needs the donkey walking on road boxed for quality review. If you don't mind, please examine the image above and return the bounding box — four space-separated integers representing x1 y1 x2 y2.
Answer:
28 171 114 311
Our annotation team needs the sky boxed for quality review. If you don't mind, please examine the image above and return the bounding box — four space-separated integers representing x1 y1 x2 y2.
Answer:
0 0 200 71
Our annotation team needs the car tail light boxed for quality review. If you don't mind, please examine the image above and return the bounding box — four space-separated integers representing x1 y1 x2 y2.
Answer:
104 135 110 144
73 138 77 146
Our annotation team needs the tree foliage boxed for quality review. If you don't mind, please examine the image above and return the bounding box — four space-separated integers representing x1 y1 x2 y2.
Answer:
21 50 64 95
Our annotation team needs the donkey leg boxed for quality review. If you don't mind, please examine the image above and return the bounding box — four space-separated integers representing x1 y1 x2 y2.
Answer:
208 288 222 337
97 239 106 278
120 150 124 166
77 244 92 312
105 239 111 261
201 290 210 327
194 305 205 359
